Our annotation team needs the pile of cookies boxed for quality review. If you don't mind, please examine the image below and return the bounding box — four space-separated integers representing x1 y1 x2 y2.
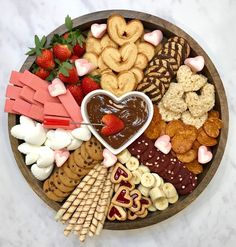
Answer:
137 37 190 104
83 15 156 96
43 137 103 202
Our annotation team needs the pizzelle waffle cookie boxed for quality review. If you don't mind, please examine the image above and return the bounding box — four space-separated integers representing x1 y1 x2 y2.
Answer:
43 137 103 202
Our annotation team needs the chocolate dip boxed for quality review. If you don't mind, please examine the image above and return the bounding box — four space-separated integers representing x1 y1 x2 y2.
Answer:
86 94 149 149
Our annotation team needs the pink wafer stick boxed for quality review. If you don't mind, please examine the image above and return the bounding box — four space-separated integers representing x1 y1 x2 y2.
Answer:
12 98 31 116
58 90 82 127
20 70 48 91
34 89 60 104
20 86 42 106
9 71 24 87
44 102 70 117
5 85 21 99
4 99 18 114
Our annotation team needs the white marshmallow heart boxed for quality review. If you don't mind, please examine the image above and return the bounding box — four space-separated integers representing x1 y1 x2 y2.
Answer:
66 138 83 150
198 145 213 164
25 152 39 165
102 148 117 167
19 116 35 128
71 125 91 141
46 128 72 150
184 56 205 73
18 143 40 155
91 23 107 38
11 124 27 140
31 163 54 181
154 135 172 154
75 59 94 77
54 149 70 167
37 146 55 168
24 123 47 146
48 78 66 97
144 30 163 46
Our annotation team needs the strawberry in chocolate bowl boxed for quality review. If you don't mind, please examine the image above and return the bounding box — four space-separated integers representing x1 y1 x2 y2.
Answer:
82 90 154 154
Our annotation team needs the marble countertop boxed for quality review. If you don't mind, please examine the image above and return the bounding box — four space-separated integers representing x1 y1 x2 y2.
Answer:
0 0 235 246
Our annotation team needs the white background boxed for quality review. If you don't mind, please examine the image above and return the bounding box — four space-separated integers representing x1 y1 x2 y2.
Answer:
0 0 235 246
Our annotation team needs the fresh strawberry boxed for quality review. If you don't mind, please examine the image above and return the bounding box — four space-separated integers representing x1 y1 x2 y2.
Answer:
70 55 79 63
34 67 50 80
73 43 86 57
67 84 84 105
58 62 79 84
35 49 55 70
26 35 55 70
81 75 101 95
53 43 72 62
101 114 125 136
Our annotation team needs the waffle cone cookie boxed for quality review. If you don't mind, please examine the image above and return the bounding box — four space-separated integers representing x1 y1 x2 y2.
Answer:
73 167 108 234
61 164 103 222
62 165 107 237
88 168 114 236
55 164 101 221
77 174 107 242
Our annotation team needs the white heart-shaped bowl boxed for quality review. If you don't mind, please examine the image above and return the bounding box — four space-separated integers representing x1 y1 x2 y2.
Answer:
81 89 154 155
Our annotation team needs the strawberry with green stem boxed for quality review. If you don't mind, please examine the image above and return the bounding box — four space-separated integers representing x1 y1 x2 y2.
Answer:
81 75 101 95
58 60 79 84
26 35 55 70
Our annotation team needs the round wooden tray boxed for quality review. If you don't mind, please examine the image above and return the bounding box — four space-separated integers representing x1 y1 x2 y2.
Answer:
8 10 229 230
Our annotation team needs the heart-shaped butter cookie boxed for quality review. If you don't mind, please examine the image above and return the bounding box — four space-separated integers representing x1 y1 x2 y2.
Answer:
81 90 153 154
107 14 144 46
101 71 137 96
101 43 138 72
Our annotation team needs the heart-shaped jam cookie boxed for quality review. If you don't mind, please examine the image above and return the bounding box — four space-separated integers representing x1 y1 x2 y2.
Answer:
114 180 135 192
81 90 153 154
130 189 142 213
136 197 151 216
107 204 127 221
112 186 133 208
111 163 132 184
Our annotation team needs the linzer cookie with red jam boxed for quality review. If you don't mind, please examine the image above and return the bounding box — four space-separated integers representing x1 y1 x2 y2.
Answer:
5 12 225 243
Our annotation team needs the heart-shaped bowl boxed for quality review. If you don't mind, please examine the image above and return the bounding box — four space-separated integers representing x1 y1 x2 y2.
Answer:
8 10 228 230
81 89 154 155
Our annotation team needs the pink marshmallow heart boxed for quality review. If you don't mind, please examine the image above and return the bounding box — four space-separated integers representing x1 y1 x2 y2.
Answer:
198 145 213 164
154 135 172 154
75 59 94 76
102 148 117 167
91 23 107 38
48 78 66 97
184 56 205 73
54 149 70 167
144 30 163 46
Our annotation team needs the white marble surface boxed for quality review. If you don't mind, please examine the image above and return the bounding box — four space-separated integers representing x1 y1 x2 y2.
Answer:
0 0 236 246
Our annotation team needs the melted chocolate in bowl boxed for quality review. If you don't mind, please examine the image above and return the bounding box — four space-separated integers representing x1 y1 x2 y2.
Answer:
86 94 149 149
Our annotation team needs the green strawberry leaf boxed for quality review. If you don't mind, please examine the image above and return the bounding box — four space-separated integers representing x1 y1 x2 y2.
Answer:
26 48 36 55
31 63 38 73
65 15 73 31
87 74 101 83
34 35 41 48
63 62 73 69
41 36 47 47
59 67 69 77
46 71 57 82
54 58 61 65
